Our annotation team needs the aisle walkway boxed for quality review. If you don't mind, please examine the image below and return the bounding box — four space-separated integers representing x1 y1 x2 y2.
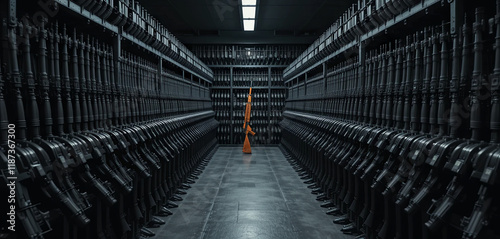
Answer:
152 147 352 239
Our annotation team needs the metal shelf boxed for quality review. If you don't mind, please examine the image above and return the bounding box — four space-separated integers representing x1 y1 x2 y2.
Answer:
218 144 280 147
285 95 326 102
210 65 285 144
208 65 288 68
211 86 287 90
307 74 324 83
360 0 441 42
284 41 357 83
283 0 441 83
120 33 215 85
56 0 118 33
55 0 213 85
162 72 197 85
162 95 212 101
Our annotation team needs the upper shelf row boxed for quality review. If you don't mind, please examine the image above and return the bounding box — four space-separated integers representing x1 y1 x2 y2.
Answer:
53 0 214 83
48 0 440 86
283 0 442 83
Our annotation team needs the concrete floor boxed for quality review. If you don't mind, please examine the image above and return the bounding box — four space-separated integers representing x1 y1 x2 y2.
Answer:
151 146 353 239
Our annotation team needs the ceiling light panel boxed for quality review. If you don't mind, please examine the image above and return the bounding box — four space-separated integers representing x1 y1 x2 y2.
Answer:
242 7 256 19
243 20 255 31
242 0 256 6
241 0 256 31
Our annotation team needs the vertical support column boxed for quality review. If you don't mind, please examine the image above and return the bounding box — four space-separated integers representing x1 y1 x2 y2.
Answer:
6 0 15 23
113 35 121 87
113 34 122 85
358 40 366 122
359 40 366 78
296 77 299 99
230 66 234 144
158 58 162 93
286 82 289 99
304 73 308 96
268 67 271 144
322 62 327 114
182 69 185 96
323 62 327 95
450 0 464 35
158 58 162 116
113 34 122 125
198 80 200 100
190 74 193 97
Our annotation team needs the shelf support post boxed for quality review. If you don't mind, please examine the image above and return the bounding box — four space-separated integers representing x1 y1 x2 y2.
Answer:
358 39 366 122
230 66 234 144
450 0 464 35
268 67 272 144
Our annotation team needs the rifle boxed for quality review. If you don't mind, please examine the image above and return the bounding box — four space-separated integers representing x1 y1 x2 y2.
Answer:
243 87 256 154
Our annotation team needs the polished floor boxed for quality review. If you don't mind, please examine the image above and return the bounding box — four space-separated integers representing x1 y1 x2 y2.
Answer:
151 146 353 239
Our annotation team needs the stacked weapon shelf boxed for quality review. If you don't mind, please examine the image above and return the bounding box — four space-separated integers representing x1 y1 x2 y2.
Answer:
0 0 216 238
195 44 303 146
3 0 500 239
280 0 500 239
207 61 291 145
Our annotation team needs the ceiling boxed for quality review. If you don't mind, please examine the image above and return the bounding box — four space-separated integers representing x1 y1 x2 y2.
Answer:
140 0 357 45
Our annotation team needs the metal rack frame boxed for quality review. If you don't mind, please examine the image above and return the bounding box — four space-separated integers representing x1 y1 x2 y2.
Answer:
211 65 287 144
54 0 214 85
284 0 442 86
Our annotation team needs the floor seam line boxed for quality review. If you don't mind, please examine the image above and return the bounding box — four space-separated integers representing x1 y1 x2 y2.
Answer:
198 147 231 239
270 148 289 205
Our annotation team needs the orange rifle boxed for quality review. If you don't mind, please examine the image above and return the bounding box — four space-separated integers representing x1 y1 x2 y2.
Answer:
243 88 256 153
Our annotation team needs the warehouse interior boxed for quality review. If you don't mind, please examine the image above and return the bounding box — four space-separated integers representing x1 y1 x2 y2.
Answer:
1 0 500 238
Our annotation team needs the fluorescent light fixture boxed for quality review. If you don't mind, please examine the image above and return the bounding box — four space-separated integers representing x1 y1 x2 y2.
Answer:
242 7 256 19
241 0 256 31
243 19 255 31
242 0 256 5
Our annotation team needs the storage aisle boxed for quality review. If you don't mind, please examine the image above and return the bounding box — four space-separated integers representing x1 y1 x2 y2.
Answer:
151 147 352 239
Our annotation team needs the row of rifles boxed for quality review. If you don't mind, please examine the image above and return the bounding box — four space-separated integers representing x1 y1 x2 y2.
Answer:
0 15 218 239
